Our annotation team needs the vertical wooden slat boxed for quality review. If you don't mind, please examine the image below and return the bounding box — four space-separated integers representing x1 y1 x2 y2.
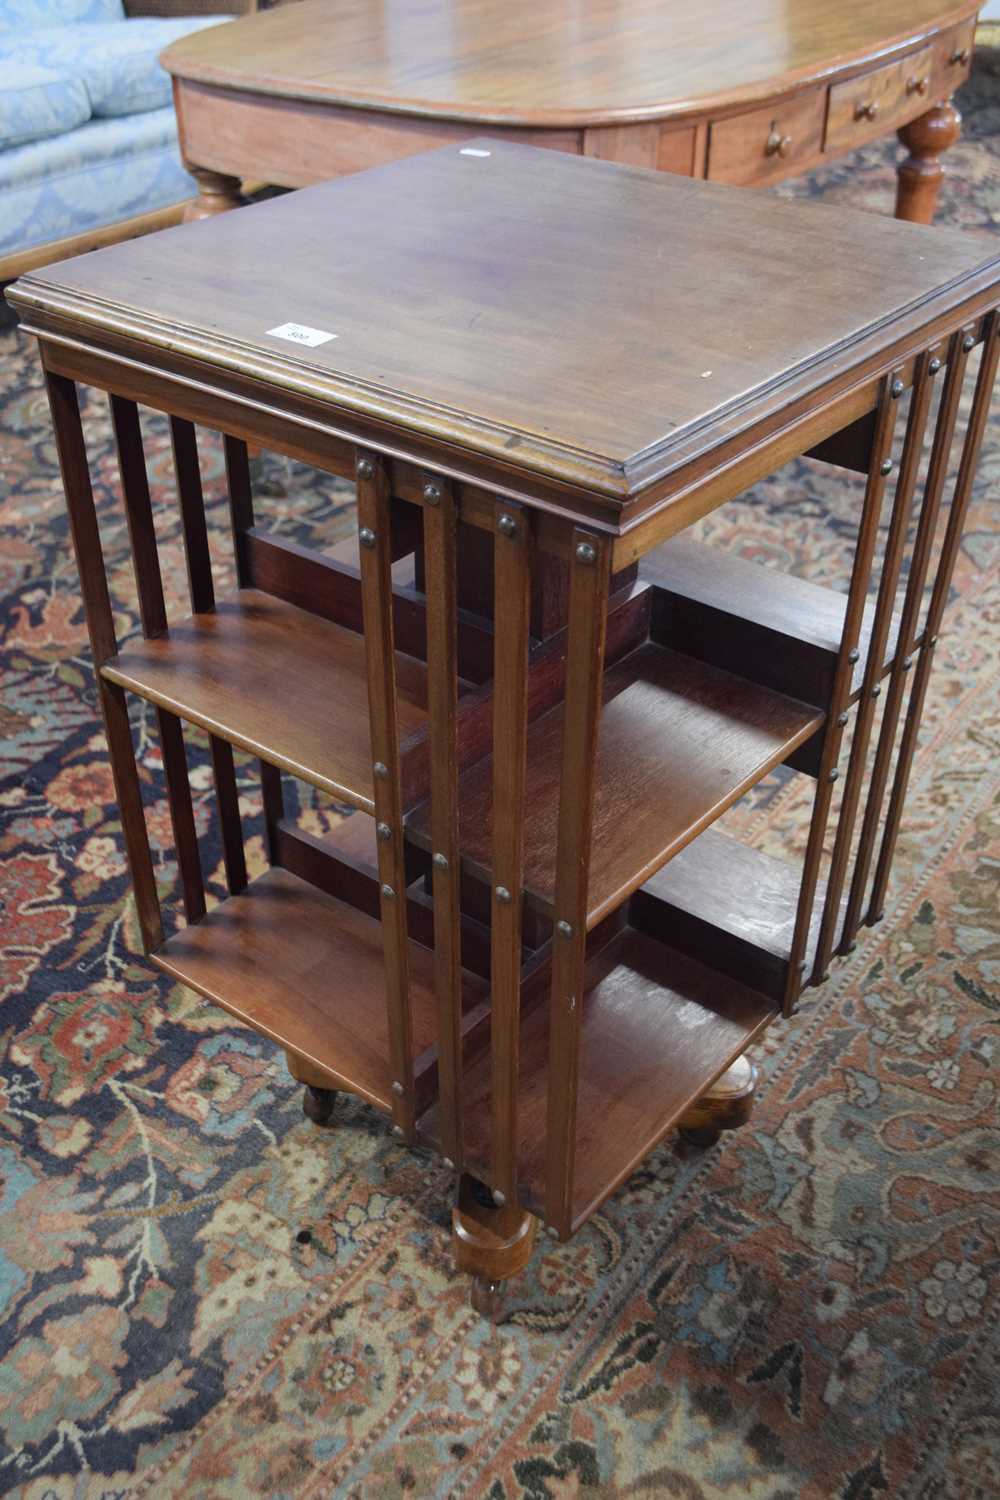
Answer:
843 330 971 939
110 395 167 639
812 359 934 971
209 736 248 894
259 760 285 867
224 433 254 588
869 313 1000 922
489 499 533 1204
422 476 463 1166
170 416 215 613
45 369 163 952
544 528 611 1238
357 450 414 1134
110 395 206 925
783 377 898 1011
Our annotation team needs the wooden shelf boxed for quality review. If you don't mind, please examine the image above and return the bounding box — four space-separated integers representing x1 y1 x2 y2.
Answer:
102 589 432 813
642 536 913 709
407 642 823 929
419 927 774 1229
632 825 840 1001
151 866 488 1111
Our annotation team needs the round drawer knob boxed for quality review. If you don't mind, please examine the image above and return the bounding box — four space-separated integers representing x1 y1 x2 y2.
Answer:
765 128 792 158
854 100 880 122
950 47 970 66
906 75 929 96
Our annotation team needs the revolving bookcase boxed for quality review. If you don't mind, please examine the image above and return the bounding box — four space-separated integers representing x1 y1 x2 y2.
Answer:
9 140 999 1318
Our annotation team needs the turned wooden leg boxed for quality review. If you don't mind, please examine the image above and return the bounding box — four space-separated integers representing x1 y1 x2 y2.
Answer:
285 1048 338 1127
895 99 961 225
677 1054 757 1148
183 167 247 223
452 1173 537 1322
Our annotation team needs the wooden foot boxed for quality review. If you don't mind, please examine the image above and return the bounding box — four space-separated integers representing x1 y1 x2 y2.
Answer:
677 1054 757 1147
895 99 961 224
452 1174 537 1320
285 1048 339 1127
183 167 247 222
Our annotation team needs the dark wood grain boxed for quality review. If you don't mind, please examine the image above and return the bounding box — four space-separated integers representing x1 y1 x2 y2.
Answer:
223 433 254 588
170 416 215 613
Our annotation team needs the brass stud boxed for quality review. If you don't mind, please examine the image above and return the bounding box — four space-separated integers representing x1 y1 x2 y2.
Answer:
576 542 597 565
497 513 518 537
848 648 860 664
359 526 376 549
432 851 449 870
963 333 976 352
492 1189 506 1208
423 482 442 506
377 821 392 841
829 768 840 783
495 885 512 904
556 920 574 939
391 1080 404 1096
374 761 389 779
381 883 396 900
880 459 893 477
442 1157 455 1171
903 656 913 671
928 357 942 375
356 458 375 480
392 1125 404 1139
871 684 881 699
546 1225 559 1239
890 378 905 399
837 711 849 727
846 940 858 954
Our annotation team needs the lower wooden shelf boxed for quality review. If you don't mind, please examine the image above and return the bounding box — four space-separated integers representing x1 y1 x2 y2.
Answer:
150 866 487 1112
419 926 775 1230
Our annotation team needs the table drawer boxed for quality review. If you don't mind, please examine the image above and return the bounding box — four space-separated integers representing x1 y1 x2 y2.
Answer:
826 47 934 153
933 19 975 90
708 89 825 186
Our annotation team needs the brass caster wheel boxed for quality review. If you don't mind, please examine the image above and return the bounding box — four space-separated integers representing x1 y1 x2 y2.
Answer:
679 1125 722 1148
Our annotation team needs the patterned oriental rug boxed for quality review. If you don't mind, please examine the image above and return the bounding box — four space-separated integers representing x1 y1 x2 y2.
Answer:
1 50 999 1500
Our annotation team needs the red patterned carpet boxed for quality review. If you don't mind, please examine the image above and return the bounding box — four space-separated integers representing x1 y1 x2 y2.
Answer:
1 52 998 1500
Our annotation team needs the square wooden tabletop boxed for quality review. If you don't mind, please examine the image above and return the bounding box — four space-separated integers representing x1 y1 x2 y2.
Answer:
11 140 998 502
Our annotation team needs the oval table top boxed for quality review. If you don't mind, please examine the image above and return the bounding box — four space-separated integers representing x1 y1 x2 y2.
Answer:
162 0 979 128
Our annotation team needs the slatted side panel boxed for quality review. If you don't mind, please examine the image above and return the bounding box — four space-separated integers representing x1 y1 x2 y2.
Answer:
45 372 163 953
422 476 464 1167
489 500 533 1206
867 311 1000 922
544 529 612 1239
783 376 899 1013
357 450 415 1136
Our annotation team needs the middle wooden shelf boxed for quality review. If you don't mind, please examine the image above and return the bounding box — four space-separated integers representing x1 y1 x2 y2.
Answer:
407 641 824 930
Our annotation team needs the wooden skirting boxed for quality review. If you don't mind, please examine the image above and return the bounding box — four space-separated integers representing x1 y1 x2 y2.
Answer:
0 201 191 284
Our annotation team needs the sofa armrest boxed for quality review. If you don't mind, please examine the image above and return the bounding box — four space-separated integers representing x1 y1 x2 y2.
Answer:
124 1 259 15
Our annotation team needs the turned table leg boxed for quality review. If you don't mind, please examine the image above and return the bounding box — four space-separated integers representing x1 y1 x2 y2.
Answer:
895 99 961 225
285 1047 338 1127
452 1173 537 1321
183 166 247 222
677 1054 758 1147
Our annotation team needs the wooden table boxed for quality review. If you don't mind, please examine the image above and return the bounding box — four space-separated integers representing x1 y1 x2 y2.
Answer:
8 142 998 1317
163 0 980 225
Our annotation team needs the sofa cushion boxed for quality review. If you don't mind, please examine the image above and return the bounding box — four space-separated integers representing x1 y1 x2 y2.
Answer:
0 61 90 150
0 1 123 30
0 106 194 256
9 16 228 117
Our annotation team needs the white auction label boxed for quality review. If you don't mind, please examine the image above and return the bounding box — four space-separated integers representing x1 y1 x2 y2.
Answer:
266 322 338 347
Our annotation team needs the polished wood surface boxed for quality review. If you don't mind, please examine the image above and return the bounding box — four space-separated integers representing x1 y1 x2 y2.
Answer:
409 641 823 928
161 0 979 225
13 144 997 513
163 0 976 125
